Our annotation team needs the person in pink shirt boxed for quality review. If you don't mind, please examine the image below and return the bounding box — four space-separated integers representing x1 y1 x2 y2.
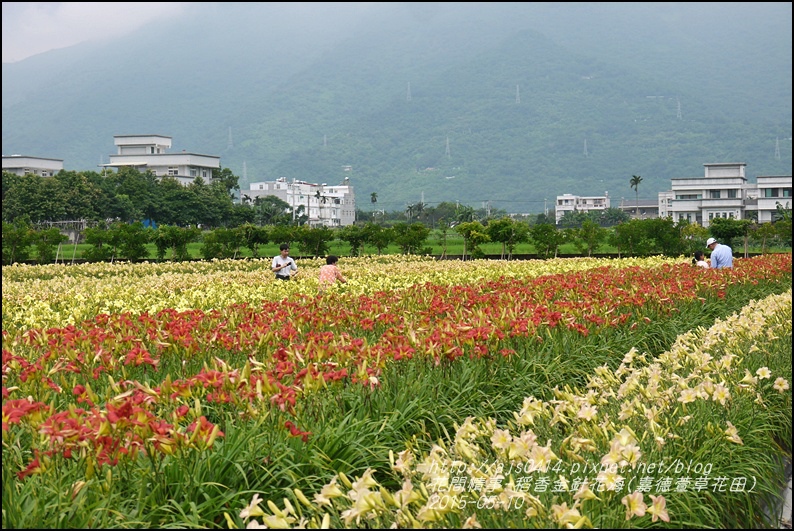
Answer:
318 255 347 292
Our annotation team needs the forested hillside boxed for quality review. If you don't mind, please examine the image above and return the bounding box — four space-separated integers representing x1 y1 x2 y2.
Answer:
2 2 791 213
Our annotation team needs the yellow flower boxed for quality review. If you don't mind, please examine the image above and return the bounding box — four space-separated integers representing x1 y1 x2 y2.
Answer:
647 494 670 522
239 493 265 519
677 387 698 404
756 366 772 380
551 502 582 527
577 404 598 421
314 478 345 507
490 428 512 450
621 491 647 520
740 369 758 387
773 377 790 393
725 421 743 445
711 383 730 405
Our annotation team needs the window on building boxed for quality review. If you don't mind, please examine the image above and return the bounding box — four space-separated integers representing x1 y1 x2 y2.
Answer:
709 212 714 220
168 167 178 176
710 190 721 199
202 170 208 178
150 147 155 154
190 168 198 177
764 188 779 198
728 189 737 198
783 188 792 197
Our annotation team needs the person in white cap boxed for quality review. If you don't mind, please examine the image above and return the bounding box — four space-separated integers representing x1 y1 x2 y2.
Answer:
706 237 733 269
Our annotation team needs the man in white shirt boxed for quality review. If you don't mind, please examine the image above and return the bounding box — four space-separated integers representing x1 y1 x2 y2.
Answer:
272 244 298 280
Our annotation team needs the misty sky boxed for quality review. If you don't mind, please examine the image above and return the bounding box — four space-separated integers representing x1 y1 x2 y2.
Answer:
2 2 188 63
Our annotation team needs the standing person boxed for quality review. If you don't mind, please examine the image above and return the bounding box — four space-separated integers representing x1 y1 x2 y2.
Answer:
692 250 709 268
272 244 298 280
706 237 733 269
318 255 347 292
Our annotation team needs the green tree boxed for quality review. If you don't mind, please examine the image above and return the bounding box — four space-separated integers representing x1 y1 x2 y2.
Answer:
201 227 243 259
114 222 152 261
574 219 607 256
34 227 68 264
392 222 431 255
2 218 35 264
530 223 565 258
361 222 393 254
240 223 270 257
609 220 652 257
338 224 366 256
486 217 529 259
293 225 334 257
254 195 292 226
455 221 490 259
752 222 777 253
83 223 113 262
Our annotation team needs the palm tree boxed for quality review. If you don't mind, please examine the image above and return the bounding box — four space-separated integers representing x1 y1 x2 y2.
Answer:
370 192 378 204
630 175 643 218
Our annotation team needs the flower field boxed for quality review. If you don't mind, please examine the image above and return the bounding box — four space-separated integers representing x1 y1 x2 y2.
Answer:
2 254 792 528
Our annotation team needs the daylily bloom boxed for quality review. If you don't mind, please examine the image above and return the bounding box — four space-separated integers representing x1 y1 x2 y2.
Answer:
773 377 789 393
756 367 772 380
621 491 647 520
647 494 670 522
725 421 743 445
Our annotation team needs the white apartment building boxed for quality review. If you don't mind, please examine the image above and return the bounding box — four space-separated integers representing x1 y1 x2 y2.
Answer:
247 177 356 227
754 175 792 223
665 163 791 228
555 192 610 224
100 135 220 186
2 155 64 177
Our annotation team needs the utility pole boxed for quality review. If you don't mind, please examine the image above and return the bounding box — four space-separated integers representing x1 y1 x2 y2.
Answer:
445 137 451 159
583 138 588 157
775 137 781 160
516 84 520 104
227 127 234 149
676 99 682 120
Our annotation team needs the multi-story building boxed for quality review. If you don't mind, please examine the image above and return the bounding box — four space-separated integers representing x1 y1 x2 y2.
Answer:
617 198 661 220
754 175 792 223
554 192 610 224
666 163 792 227
246 177 355 227
100 135 220 186
667 163 748 227
2 155 63 177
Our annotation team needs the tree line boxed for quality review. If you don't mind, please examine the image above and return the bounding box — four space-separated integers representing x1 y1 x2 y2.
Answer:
2 168 791 265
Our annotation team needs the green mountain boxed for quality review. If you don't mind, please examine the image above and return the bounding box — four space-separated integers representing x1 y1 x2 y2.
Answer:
3 2 791 213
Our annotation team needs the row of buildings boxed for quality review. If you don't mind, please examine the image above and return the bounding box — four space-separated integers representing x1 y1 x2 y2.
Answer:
2 134 356 228
555 163 791 227
3 136 791 228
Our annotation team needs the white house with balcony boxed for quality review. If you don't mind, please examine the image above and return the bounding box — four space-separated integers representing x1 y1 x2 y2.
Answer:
100 135 220 186
664 163 791 227
2 155 64 177
753 175 792 223
246 177 356 227
555 192 610 224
